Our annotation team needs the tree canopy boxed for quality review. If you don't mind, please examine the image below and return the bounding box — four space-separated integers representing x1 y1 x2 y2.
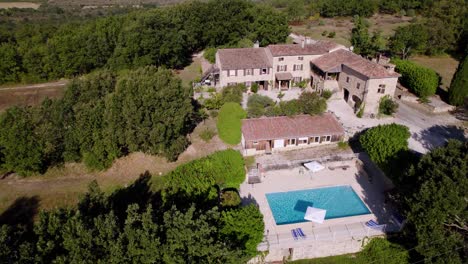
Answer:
393 59 439 99
406 140 467 264
0 150 265 263
449 54 468 106
0 67 194 175
0 0 289 85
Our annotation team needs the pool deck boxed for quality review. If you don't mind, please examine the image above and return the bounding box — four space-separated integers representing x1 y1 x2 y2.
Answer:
240 158 397 261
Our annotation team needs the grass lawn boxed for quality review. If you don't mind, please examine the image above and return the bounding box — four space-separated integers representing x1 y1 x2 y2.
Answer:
176 56 202 88
290 14 412 47
291 254 357 264
217 102 246 145
409 55 460 90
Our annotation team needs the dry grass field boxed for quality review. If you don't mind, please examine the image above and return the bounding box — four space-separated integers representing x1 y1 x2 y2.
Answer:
410 55 460 90
0 81 67 113
291 14 412 47
0 116 227 215
0 2 41 9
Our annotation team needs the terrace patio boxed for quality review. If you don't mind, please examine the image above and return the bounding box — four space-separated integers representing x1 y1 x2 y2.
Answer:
240 155 399 261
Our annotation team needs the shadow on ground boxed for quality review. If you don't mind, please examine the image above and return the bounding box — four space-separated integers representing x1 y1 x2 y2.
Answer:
0 196 40 227
413 125 466 150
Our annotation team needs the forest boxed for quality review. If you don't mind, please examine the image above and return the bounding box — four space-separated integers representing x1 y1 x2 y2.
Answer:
0 150 266 263
0 0 289 84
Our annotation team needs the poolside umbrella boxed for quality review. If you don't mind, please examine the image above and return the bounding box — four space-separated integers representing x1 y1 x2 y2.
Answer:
304 206 326 224
303 161 325 173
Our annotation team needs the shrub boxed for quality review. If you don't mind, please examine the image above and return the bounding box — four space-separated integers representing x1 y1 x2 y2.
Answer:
204 93 223 110
321 90 333 100
221 84 245 104
209 110 218 118
279 99 301 116
407 9 415 17
327 31 336 38
448 54 468 106
337 141 349 149
217 103 247 145
358 238 409 264
199 128 216 142
164 149 246 197
394 59 439 98
220 190 241 207
321 30 328 36
379 95 399 115
247 94 275 117
298 92 327 115
221 205 264 257
359 123 410 172
250 83 259 93
356 103 365 118
204 47 217 63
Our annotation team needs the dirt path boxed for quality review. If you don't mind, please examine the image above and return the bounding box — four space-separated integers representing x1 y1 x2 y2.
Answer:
0 80 68 91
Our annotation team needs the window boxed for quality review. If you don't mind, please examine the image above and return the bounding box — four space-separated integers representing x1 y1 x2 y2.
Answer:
244 69 253 76
228 70 236 76
298 137 308 144
346 76 350 83
227 82 237 86
378 84 386 94
288 138 296 145
326 135 331 141
245 81 251 87
261 68 268 74
277 65 287 72
253 141 258 145
279 57 284 61
298 56 304 61
293 77 302 83
313 136 319 143
293 64 303 71
356 83 361 89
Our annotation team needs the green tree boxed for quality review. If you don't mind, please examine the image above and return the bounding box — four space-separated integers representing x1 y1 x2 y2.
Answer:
448 54 468 106
221 205 264 257
350 16 384 57
359 123 410 174
297 92 327 115
0 43 21 83
390 24 428 59
0 107 43 175
407 140 467 264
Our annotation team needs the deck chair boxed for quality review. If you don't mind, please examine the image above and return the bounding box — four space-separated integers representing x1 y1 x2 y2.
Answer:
291 229 299 241
365 220 386 231
296 228 307 239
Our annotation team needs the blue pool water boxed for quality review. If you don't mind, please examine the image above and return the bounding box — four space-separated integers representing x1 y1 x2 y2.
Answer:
266 185 370 225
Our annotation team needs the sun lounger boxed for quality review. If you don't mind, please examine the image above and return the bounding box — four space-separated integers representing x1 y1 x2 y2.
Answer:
296 228 307 239
291 229 299 240
365 220 386 231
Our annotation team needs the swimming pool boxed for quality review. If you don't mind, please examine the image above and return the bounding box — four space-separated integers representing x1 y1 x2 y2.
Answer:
266 185 370 225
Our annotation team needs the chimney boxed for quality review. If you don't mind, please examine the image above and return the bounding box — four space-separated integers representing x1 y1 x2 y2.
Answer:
305 37 312 45
254 40 260 48
301 39 305 48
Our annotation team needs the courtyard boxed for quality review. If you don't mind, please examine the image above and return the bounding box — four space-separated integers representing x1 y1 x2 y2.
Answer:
240 155 398 261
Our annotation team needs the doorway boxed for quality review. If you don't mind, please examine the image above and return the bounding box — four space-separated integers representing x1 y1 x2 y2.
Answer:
343 88 349 102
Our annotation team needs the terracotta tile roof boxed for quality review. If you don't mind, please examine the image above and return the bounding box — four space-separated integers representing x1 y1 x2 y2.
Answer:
311 49 400 79
217 48 271 70
267 41 339 56
242 113 344 142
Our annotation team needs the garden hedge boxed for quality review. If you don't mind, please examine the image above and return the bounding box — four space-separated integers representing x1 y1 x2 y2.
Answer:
394 59 439 98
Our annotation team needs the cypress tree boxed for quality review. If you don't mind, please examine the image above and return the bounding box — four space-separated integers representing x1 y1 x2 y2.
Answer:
449 54 468 106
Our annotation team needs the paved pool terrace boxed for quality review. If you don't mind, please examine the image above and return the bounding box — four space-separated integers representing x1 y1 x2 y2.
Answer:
240 158 398 261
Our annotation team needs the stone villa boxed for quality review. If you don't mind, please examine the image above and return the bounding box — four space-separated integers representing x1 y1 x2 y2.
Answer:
214 39 400 116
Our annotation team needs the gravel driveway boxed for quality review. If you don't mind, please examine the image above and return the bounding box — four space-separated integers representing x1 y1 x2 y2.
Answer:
327 98 466 153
